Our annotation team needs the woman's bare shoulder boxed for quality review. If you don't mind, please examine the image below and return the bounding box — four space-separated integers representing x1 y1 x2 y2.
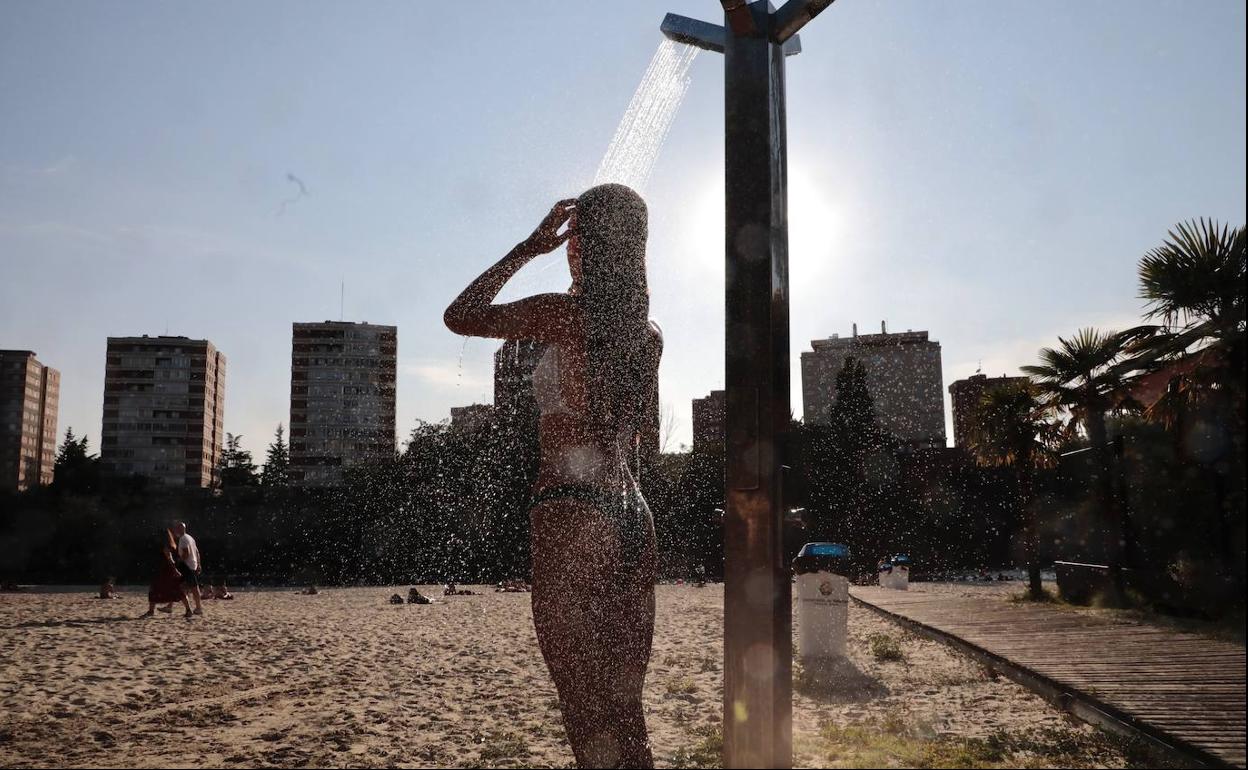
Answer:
648 319 664 346
647 320 664 363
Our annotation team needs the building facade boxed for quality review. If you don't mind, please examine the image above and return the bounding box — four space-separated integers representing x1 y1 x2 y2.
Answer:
450 403 496 433
0 350 60 491
289 321 397 485
948 373 1031 449
101 336 225 487
493 339 546 429
691 389 726 454
801 324 947 448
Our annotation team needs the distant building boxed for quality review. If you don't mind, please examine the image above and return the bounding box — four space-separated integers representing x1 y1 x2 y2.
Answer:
289 321 397 485
101 336 224 487
948 373 1031 449
692 389 726 454
493 340 545 429
801 323 946 448
0 350 60 491
451 403 496 433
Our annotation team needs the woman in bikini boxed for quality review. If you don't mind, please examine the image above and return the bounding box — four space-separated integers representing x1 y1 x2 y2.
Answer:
445 183 661 768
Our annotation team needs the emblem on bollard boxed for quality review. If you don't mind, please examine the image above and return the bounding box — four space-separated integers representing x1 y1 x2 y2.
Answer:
819 581 834 596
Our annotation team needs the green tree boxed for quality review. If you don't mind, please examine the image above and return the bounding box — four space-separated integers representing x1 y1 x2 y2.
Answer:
1133 219 1245 578
966 382 1059 599
261 424 290 488
802 357 891 547
1022 328 1136 567
217 433 258 489
53 427 99 492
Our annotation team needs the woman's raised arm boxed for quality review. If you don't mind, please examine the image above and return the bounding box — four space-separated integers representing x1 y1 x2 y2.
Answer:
444 199 577 341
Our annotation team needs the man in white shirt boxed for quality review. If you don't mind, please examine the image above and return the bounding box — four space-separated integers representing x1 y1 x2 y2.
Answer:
173 521 204 616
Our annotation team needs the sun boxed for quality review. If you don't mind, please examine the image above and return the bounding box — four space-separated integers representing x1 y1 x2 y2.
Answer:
676 163 842 278
787 164 843 285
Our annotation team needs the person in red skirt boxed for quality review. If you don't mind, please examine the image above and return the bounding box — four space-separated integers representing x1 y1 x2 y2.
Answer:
142 528 192 618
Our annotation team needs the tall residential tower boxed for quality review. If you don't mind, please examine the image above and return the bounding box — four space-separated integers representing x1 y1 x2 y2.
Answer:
289 321 397 485
101 336 225 487
801 323 946 448
0 350 60 491
949 373 1031 449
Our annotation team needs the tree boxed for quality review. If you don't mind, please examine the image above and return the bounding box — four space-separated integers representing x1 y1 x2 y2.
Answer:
966 382 1059 599
53 427 99 492
1022 328 1136 567
261 424 290 488
658 402 681 454
217 433 258 489
802 357 890 546
1132 219 1246 578
1137 219 1245 363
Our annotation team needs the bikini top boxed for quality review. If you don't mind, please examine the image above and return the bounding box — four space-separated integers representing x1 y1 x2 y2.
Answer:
531 340 644 480
532 343 575 418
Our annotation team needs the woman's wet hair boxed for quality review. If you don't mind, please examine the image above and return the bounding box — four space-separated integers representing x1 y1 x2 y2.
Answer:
574 183 657 446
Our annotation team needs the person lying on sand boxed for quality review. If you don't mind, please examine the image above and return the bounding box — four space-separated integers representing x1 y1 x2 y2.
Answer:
443 583 476 596
407 587 431 605
495 579 531 593
300 586 319 595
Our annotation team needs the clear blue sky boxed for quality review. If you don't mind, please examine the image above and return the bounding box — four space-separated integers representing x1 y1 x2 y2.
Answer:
2 0 1245 456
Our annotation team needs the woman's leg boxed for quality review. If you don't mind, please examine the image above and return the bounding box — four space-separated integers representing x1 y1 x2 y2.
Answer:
531 499 656 768
604 535 656 768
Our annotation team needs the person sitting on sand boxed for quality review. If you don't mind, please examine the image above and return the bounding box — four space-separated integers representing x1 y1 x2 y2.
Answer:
388 593 404 605
99 577 119 599
407 587 431 605
214 582 234 600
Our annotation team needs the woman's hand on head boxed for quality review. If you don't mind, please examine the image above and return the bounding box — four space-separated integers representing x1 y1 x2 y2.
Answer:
524 199 576 254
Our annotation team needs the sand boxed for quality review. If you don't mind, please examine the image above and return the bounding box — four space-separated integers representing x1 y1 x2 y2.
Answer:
0 583 1138 768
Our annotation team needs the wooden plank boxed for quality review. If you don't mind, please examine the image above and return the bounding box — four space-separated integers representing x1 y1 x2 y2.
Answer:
852 587 1246 769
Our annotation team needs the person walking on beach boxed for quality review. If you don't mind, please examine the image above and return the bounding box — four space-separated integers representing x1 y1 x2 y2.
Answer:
446 185 661 768
173 521 204 616
143 528 193 618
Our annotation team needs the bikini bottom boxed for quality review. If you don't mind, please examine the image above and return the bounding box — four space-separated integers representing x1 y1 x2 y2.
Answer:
529 482 652 571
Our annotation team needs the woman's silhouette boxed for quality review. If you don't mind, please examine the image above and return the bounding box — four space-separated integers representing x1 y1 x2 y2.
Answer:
446 183 661 768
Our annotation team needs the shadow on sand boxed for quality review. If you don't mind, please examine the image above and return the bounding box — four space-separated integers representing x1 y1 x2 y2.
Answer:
795 656 889 703
3 615 148 630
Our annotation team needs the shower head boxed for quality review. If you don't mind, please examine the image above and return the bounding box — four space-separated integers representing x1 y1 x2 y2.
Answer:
660 13 725 53
662 6 802 57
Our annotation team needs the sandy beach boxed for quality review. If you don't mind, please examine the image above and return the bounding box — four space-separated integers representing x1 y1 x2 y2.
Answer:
1 583 1143 768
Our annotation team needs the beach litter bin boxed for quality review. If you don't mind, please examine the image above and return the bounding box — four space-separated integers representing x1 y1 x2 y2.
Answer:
793 542 851 660
885 553 912 590
877 557 894 588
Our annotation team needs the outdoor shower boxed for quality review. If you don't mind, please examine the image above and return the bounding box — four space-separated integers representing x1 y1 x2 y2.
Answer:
660 2 837 767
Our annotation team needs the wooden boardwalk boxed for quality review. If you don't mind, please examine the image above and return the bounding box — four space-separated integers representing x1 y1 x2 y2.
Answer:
851 586 1246 768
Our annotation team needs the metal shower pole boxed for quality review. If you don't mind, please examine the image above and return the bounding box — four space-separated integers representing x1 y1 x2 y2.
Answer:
660 2 836 767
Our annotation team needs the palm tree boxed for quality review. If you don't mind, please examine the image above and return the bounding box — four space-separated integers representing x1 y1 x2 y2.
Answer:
1133 219 1246 427
966 382 1059 599
1022 328 1137 567
1134 219 1246 576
